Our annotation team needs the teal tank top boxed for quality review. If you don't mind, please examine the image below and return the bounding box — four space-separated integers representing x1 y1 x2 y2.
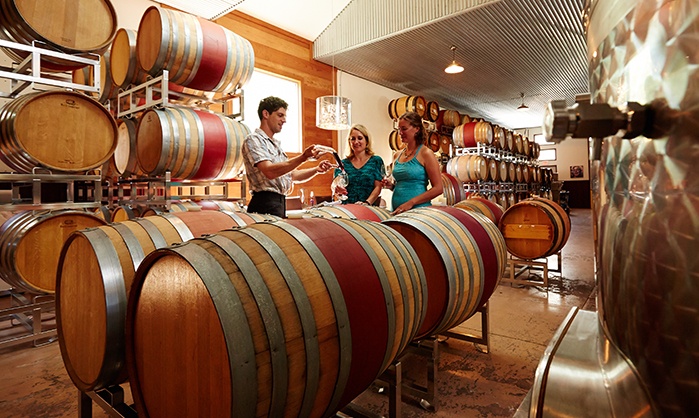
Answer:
391 145 430 210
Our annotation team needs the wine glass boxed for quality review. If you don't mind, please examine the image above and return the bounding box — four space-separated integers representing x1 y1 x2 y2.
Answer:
332 172 349 201
380 163 394 186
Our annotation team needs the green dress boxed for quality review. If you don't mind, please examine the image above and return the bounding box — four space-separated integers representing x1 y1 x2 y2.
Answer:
333 155 384 204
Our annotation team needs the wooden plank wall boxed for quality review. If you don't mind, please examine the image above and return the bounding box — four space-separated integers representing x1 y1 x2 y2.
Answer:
217 11 337 201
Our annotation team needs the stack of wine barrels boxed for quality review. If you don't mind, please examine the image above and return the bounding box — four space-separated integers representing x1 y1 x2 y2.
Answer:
446 154 488 182
388 95 427 119
56 204 506 417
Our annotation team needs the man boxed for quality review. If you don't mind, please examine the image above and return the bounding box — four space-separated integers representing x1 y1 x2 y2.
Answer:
242 96 332 217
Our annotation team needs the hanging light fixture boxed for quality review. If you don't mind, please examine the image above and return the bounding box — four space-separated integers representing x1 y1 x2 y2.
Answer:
444 45 464 74
316 4 351 130
517 92 529 111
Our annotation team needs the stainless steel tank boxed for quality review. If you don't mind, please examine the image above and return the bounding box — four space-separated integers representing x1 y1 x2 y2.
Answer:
532 0 699 417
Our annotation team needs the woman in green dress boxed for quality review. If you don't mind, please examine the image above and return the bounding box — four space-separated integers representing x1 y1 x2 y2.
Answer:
333 124 384 205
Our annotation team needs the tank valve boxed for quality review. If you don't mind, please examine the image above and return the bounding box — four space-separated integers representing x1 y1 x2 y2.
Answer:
542 99 668 143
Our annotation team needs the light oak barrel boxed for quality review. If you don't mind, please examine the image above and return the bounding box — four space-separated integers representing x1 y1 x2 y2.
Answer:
56 210 271 392
0 0 117 71
498 197 570 259
71 51 119 104
125 217 423 418
0 91 117 173
0 210 106 293
440 172 467 206
136 6 254 93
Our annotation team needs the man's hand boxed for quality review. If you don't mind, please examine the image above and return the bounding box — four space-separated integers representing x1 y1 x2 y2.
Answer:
316 160 333 173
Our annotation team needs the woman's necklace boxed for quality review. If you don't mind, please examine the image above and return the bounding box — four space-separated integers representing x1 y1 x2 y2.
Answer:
403 147 416 159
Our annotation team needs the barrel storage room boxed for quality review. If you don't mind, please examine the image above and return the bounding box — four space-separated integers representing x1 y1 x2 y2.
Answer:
0 0 695 417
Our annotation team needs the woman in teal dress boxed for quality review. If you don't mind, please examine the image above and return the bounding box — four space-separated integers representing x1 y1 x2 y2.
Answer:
333 124 384 205
384 111 443 214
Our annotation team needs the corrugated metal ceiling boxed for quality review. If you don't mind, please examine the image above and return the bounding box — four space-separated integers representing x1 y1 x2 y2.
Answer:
314 0 589 130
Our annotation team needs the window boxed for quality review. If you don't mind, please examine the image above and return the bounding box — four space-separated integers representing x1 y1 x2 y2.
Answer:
241 69 302 153
534 133 554 145
538 148 557 161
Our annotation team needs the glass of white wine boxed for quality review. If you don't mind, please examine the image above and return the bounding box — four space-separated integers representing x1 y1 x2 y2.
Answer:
332 172 349 201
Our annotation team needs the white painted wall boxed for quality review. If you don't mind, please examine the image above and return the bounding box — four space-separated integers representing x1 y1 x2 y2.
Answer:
112 0 158 30
336 71 403 207
515 125 590 181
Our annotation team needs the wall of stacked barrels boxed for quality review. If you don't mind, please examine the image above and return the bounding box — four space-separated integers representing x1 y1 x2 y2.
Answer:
387 95 555 209
0 2 257 292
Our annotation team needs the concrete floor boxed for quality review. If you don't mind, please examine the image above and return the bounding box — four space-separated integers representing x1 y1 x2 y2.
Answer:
0 208 595 418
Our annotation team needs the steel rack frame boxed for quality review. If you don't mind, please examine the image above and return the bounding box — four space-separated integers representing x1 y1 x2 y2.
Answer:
78 386 137 418
0 39 100 98
0 290 56 349
0 171 103 211
500 252 563 290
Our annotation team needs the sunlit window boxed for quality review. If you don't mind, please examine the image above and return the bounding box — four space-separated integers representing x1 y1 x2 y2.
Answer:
242 69 302 153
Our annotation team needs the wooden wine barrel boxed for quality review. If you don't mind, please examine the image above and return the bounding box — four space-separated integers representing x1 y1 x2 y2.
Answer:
0 91 118 173
0 0 117 71
522 136 531 157
514 133 524 155
136 107 249 180
496 160 507 183
388 95 427 119
454 196 505 225
498 193 508 209
492 125 503 150
446 154 487 183
498 197 571 259
426 131 440 152
439 109 461 127
503 129 514 152
384 206 505 338
125 217 424 418
439 134 452 154
110 28 148 88
71 51 119 104
92 206 112 223
108 118 142 178
0 210 106 293
137 6 255 93
307 204 392 221
532 142 541 159
111 205 139 223
425 101 440 122
56 210 275 392
487 158 498 182
388 129 405 151
139 207 163 217
515 163 524 183
508 161 517 182
452 121 493 148
440 172 467 206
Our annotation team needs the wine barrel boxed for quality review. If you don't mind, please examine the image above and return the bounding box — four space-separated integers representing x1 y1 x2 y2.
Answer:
426 131 440 152
515 163 524 183
137 6 254 93
0 210 106 293
110 28 148 88
384 206 506 338
136 107 249 180
522 136 531 157
492 125 503 150
438 109 461 127
446 154 487 183
56 210 276 392
388 95 426 119
454 196 505 225
503 129 514 152
108 118 142 178
498 197 571 259
125 217 424 418
452 121 493 148
0 91 118 173
439 134 452 154
514 133 524 155
508 162 517 182
498 160 508 183
388 129 405 151
193 200 243 212
425 101 440 122
307 204 392 221
486 158 498 182
440 172 467 206
0 0 117 71
111 205 139 223
71 51 119 104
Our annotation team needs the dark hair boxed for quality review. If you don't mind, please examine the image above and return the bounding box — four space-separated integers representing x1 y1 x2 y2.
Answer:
399 111 426 145
257 96 288 120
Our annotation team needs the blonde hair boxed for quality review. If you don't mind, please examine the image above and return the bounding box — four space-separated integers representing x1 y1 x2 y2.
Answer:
345 124 375 159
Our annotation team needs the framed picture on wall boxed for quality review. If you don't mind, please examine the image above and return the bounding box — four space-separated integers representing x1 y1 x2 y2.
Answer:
570 165 584 178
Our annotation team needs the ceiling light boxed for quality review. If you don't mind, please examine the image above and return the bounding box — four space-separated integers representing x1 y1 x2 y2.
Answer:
517 92 529 111
444 45 464 74
316 4 351 130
